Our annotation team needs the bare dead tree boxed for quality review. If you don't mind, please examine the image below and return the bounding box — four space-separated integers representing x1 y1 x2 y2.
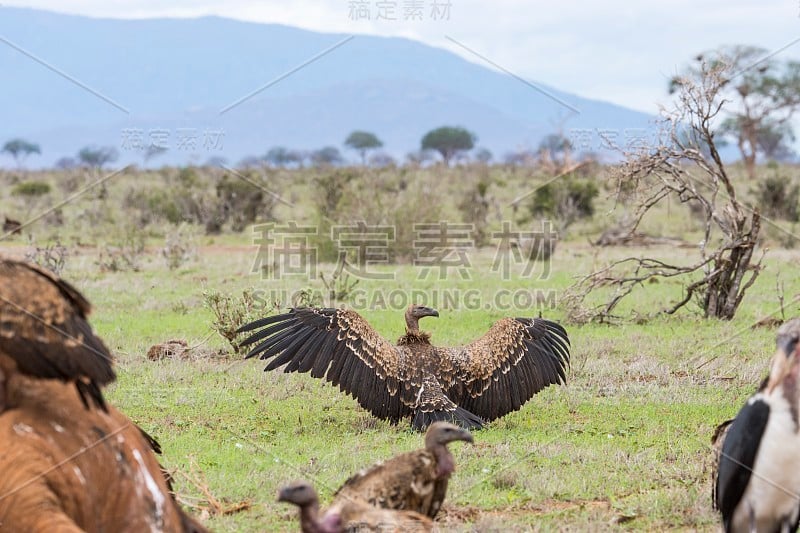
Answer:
564 58 764 323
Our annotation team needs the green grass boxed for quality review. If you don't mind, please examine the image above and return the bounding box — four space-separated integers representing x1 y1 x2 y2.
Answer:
1 164 799 530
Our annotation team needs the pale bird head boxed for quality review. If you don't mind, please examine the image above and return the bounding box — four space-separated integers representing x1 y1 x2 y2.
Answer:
425 421 474 448
767 318 800 393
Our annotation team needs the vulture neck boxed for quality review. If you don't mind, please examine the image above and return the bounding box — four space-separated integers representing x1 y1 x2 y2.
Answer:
299 501 324 533
426 438 456 478
398 315 432 346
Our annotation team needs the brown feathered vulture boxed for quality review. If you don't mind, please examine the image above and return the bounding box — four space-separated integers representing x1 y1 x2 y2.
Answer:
238 304 570 430
0 258 115 411
0 376 208 532
278 481 432 533
333 421 473 519
714 318 800 532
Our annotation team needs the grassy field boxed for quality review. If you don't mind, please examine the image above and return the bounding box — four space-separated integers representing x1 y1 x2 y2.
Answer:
1 164 799 531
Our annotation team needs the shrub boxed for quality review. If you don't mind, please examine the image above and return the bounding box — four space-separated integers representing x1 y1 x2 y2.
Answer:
12 180 51 197
754 174 799 221
96 223 147 272
161 224 197 270
204 289 273 354
24 240 69 275
529 176 598 225
216 173 274 232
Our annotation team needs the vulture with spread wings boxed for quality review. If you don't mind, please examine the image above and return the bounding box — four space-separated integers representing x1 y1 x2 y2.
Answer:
238 304 570 430
0 258 115 412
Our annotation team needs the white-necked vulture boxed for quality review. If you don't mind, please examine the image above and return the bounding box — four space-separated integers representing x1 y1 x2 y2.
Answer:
278 481 432 533
238 304 570 430
715 318 800 532
333 421 472 519
0 259 115 411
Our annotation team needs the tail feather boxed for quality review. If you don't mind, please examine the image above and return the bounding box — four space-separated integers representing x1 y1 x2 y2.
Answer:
412 406 484 431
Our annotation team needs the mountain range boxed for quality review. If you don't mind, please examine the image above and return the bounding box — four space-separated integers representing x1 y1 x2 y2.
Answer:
0 7 656 167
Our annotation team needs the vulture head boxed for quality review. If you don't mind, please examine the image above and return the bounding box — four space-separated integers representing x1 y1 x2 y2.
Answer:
278 481 318 507
767 320 800 394
769 318 800 387
776 319 800 358
405 305 439 333
278 481 340 533
425 421 474 448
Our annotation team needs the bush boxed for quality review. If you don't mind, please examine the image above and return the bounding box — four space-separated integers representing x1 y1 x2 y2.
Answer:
529 176 598 225
12 180 51 197
216 173 274 232
96 223 147 272
124 188 184 225
204 289 273 354
754 174 799 221
24 240 69 275
161 224 197 270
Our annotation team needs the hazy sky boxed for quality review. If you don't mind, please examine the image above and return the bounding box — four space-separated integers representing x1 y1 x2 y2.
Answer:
4 1 800 113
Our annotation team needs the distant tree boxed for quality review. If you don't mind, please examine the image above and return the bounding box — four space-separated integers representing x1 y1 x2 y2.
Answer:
143 145 167 166
265 146 303 168
671 45 800 178
405 149 434 167
755 122 796 162
368 152 396 168
54 157 78 170
77 146 118 170
310 146 343 167
344 131 383 165
474 147 493 164
2 138 41 168
504 149 535 167
205 156 229 167
237 155 263 169
421 126 476 166
538 134 573 166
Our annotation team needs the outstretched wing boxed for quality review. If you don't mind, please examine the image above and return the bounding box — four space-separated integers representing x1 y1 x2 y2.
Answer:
238 307 419 423
0 259 115 409
437 317 570 422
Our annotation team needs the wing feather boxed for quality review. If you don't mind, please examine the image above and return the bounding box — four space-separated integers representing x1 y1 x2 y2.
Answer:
238 307 416 423
438 317 570 421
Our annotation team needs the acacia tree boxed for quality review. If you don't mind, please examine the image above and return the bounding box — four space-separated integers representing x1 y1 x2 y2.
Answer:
2 138 41 168
421 126 475 166
671 45 800 178
264 146 302 168
565 57 763 322
310 146 343 167
344 131 383 165
77 146 118 170
537 134 572 168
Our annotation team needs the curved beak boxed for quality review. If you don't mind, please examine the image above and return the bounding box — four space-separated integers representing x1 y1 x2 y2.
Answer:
422 307 439 318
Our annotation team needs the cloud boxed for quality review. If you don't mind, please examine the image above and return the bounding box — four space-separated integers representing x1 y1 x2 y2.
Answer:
3 0 799 113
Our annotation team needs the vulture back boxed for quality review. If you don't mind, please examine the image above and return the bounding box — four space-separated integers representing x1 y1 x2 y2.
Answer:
0 376 206 533
0 259 115 410
334 449 440 517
